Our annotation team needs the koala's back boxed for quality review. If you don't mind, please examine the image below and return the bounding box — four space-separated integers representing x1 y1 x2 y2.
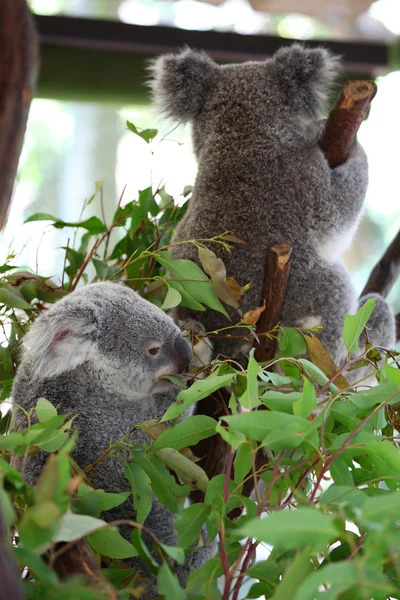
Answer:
172 135 331 347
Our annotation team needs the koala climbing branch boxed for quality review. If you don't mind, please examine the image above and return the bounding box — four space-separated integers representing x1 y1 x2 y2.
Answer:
319 80 377 169
0 0 38 231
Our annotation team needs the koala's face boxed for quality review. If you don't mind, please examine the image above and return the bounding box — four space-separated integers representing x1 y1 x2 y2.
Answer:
150 44 339 154
22 283 192 399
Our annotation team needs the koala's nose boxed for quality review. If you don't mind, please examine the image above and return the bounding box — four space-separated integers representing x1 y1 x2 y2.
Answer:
173 336 192 373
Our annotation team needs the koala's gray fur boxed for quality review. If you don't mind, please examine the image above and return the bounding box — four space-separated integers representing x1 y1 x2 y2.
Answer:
150 44 395 373
12 282 216 596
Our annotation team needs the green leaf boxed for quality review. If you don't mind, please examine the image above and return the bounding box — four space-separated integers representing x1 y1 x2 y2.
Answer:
155 251 227 316
319 485 367 509
168 279 205 312
139 187 159 217
223 411 311 442
124 462 152 524
360 491 400 525
14 547 59 584
234 442 253 484
35 398 57 423
139 128 158 143
262 421 314 451
238 508 337 550
88 527 138 559
175 503 211 548
92 258 109 280
239 350 261 410
343 298 376 353
295 562 358 600
0 285 32 309
279 327 306 357
161 372 235 421
330 458 354 486
293 378 317 419
159 543 185 565
298 358 333 387
152 416 216 452
162 285 182 310
135 453 187 513
24 213 107 235
126 121 158 144
54 514 107 543
349 381 400 408
262 390 301 414
270 549 312 600
157 563 186 600
154 448 209 493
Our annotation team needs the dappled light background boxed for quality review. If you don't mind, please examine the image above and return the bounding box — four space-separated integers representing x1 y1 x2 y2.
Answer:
3 0 400 313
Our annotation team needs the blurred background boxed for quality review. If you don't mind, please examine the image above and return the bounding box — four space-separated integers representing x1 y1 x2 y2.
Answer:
2 0 400 310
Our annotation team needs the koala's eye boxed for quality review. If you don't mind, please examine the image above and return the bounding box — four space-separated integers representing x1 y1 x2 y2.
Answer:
147 344 161 357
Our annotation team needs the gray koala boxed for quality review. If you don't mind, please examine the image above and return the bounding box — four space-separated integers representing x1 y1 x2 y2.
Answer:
150 44 395 373
12 282 215 596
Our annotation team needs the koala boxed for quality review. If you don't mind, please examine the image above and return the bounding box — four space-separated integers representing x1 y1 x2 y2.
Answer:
150 44 395 374
12 282 216 596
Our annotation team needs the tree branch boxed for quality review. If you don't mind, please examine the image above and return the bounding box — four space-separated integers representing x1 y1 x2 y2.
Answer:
0 0 39 230
254 243 292 362
52 539 118 600
361 229 400 299
319 80 377 168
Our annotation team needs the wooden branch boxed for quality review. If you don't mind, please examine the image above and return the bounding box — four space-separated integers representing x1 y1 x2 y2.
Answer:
0 0 39 230
189 387 231 504
254 243 292 362
0 507 26 600
52 539 118 600
319 80 377 168
361 229 400 299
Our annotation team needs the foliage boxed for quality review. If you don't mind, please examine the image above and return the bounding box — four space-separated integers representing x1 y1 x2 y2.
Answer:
2 122 400 600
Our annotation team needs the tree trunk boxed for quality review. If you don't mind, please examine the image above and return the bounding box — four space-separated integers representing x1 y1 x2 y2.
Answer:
0 0 39 230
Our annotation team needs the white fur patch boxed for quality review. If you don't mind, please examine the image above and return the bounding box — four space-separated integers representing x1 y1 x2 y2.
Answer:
297 315 322 329
318 225 358 263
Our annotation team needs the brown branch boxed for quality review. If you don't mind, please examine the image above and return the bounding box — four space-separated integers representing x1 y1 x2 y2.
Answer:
361 229 400 299
0 0 39 230
52 539 118 600
189 387 231 504
254 243 292 362
319 80 377 169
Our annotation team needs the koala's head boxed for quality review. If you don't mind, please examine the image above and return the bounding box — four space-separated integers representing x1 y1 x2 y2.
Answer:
22 282 192 399
149 44 339 154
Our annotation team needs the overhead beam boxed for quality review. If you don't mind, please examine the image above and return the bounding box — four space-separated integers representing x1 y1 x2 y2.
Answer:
33 15 390 103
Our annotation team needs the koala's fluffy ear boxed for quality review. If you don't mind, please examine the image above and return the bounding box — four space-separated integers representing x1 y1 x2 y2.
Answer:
22 299 99 380
273 44 340 117
149 48 217 122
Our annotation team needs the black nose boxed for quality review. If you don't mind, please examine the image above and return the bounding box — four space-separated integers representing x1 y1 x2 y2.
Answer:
173 336 192 373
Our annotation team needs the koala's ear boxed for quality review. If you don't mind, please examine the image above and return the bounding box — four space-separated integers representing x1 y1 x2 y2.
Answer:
273 44 340 117
22 299 99 380
149 48 217 122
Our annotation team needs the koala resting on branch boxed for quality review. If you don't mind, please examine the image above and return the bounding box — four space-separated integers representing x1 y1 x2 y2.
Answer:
12 282 216 596
150 43 395 371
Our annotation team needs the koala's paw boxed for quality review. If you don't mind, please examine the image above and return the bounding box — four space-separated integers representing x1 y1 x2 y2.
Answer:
358 293 396 351
178 319 213 375
175 536 218 589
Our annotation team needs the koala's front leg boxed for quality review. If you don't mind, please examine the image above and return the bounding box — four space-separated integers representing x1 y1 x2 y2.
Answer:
328 142 369 232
